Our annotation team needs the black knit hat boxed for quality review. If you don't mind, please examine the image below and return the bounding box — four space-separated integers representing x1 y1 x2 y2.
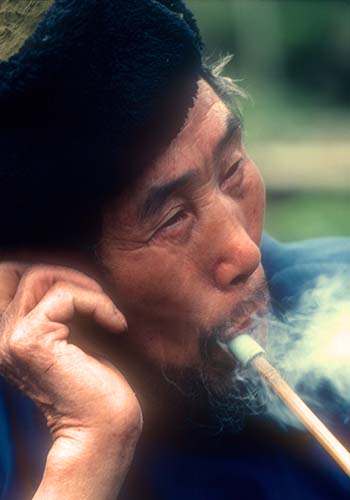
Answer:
0 0 202 252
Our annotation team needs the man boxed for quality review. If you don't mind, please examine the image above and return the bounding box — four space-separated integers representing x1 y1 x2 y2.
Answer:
0 1 349 499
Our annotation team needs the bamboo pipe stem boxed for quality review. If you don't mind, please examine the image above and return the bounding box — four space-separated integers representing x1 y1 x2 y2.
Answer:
251 354 350 477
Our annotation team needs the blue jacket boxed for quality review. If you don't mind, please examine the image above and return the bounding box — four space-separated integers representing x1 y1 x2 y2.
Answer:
0 235 349 499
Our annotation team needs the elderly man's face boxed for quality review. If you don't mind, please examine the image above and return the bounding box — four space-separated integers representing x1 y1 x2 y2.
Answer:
99 79 267 382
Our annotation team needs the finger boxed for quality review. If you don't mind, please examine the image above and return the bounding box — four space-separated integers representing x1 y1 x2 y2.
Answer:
13 265 104 316
32 281 127 335
0 262 29 312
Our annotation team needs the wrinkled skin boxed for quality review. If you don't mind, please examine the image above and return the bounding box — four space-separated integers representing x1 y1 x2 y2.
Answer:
100 79 267 378
0 79 268 498
0 264 142 500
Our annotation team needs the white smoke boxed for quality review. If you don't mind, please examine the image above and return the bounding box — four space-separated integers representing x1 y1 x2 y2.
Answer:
263 274 350 430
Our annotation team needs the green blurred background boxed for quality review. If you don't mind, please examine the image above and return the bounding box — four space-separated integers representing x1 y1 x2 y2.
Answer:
187 0 350 241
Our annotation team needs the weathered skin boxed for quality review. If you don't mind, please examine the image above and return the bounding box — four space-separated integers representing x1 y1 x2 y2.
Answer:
0 263 142 499
0 80 267 498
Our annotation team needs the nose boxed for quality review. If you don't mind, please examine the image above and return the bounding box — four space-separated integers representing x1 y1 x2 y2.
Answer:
211 200 261 290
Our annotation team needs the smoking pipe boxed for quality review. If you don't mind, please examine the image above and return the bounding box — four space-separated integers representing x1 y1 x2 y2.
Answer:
223 334 350 476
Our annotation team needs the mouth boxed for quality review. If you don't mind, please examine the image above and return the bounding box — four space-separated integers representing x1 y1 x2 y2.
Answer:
219 302 269 346
224 315 263 340
203 274 270 351
203 312 268 378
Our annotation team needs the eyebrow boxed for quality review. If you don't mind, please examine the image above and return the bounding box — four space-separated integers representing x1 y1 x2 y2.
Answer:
213 112 242 160
139 113 241 221
139 169 198 221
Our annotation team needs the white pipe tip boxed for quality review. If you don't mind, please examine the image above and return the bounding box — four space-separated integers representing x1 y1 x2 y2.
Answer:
227 334 265 366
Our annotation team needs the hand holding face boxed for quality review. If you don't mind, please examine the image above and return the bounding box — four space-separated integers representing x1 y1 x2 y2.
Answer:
0 262 142 499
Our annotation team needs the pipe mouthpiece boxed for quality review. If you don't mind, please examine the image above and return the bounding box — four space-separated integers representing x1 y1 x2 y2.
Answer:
225 334 265 366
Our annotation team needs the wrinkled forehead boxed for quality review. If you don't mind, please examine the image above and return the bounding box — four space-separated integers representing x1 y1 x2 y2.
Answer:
137 79 232 188
103 79 235 225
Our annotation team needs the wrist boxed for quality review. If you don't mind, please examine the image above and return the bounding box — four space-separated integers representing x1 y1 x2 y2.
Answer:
34 425 141 500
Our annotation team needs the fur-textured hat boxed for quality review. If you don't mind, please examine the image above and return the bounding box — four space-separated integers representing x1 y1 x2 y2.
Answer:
0 0 202 252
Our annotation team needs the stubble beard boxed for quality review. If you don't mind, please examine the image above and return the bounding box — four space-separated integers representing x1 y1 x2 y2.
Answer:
160 294 270 434
153 273 270 433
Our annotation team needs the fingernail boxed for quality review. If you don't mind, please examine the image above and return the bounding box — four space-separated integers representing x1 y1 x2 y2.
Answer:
114 307 128 330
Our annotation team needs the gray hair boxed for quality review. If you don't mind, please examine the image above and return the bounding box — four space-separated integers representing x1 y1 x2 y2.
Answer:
201 54 246 124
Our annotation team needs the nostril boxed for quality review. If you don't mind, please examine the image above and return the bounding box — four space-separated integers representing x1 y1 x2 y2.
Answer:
230 274 250 287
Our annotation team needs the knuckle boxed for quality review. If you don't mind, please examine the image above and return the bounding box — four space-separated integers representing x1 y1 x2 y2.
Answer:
22 265 102 292
21 265 49 285
45 282 74 305
50 280 72 295
7 320 33 360
22 265 61 284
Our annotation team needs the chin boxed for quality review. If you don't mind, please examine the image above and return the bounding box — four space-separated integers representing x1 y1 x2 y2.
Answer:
160 332 266 433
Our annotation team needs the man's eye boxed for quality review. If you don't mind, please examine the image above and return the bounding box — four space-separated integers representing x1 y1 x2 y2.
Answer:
223 158 242 181
161 210 187 230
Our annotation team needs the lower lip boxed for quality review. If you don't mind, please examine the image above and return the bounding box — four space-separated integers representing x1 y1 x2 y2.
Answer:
223 313 267 344
223 319 254 341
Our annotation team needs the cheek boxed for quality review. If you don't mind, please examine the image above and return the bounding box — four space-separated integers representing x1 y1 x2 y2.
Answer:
242 163 265 243
100 245 206 368
103 245 197 323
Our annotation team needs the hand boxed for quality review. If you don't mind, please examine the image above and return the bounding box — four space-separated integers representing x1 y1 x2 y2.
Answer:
0 262 142 499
